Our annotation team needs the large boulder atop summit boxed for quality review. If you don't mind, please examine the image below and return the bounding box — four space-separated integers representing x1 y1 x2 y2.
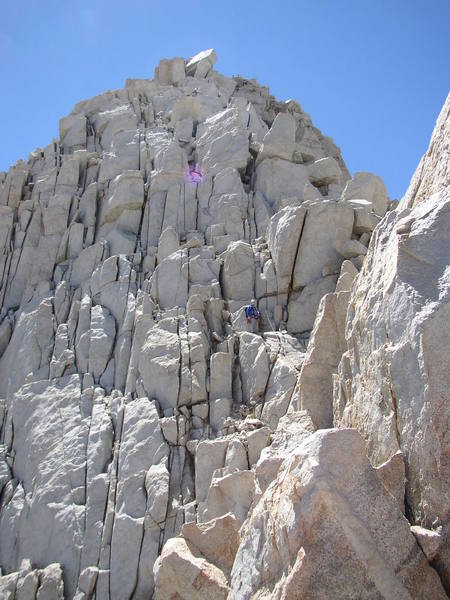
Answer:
186 48 217 78
307 156 342 186
154 56 185 85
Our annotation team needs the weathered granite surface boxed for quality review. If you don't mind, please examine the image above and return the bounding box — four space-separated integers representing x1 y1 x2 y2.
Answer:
1 49 447 599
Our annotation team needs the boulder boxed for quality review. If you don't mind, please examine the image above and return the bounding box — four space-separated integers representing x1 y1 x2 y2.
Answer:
154 56 185 85
100 170 144 225
153 537 229 600
171 95 225 125
286 275 337 333
138 323 180 411
195 438 229 503
374 450 406 510
334 237 368 258
60 113 87 150
255 411 315 493
89 305 116 382
238 333 269 404
186 48 217 78
221 241 255 301
255 158 309 207
150 249 189 309
157 226 179 263
295 289 349 428
230 429 447 600
260 356 298 430
267 206 306 293
293 201 354 288
307 156 342 186
342 171 389 216
209 352 233 400
199 469 256 525
257 112 296 163
181 514 241 576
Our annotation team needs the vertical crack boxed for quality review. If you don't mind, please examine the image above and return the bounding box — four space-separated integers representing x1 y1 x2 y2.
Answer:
286 211 308 311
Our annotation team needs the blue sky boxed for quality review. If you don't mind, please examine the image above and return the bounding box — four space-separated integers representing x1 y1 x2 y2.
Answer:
1 0 449 199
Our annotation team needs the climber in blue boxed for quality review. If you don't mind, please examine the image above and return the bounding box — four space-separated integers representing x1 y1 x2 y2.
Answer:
245 299 260 323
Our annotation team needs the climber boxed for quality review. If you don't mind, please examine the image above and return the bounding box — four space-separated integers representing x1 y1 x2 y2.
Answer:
245 299 260 332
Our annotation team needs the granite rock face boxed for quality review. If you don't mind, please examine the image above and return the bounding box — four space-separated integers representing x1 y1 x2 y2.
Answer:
401 93 449 208
230 429 446 600
334 93 450 592
0 49 447 599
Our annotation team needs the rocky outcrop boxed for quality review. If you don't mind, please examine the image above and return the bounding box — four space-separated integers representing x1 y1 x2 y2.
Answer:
334 93 450 591
153 514 241 599
0 561 64 600
230 428 446 599
401 93 449 208
0 48 447 600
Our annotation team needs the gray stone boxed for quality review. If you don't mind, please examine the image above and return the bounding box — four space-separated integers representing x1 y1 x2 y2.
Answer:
186 48 217 78
230 429 446 600
342 171 389 216
1 47 444 600
255 158 309 207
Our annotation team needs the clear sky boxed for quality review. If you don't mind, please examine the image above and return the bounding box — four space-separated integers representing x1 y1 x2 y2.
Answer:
1 0 449 199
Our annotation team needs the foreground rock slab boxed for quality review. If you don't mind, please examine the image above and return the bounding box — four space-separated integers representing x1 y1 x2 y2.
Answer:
229 428 446 600
153 537 229 600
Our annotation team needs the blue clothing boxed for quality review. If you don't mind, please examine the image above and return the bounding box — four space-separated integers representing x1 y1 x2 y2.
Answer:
245 305 260 320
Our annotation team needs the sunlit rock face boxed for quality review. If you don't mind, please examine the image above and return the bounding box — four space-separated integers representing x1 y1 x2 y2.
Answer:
0 48 447 600
334 93 450 593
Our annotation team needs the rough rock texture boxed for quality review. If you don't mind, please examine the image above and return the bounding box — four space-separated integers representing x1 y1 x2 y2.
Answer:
230 429 446 599
153 537 230 600
293 260 355 429
401 93 449 208
334 94 450 591
0 49 447 600
0 561 64 600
